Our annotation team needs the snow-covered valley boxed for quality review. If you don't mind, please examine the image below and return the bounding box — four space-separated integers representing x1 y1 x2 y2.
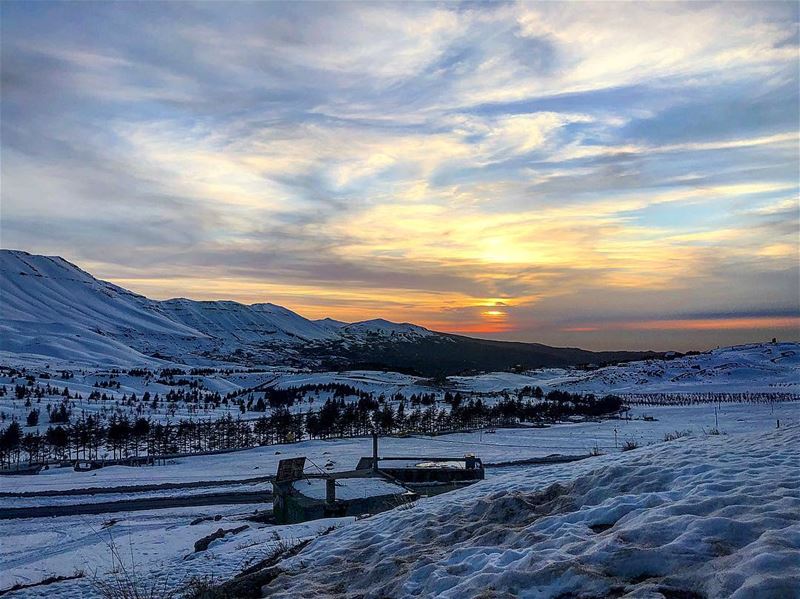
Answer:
0 250 798 598
1 403 797 598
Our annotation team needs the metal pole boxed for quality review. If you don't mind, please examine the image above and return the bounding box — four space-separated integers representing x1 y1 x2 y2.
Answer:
326 478 336 505
372 430 379 473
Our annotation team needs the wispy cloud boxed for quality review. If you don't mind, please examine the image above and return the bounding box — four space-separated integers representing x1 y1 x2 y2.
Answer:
1 0 797 349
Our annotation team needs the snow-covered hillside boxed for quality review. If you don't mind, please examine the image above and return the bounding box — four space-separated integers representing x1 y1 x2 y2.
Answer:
0 250 432 367
159 299 335 344
2 403 796 598
339 318 433 341
0 250 207 366
452 342 800 397
264 425 800 598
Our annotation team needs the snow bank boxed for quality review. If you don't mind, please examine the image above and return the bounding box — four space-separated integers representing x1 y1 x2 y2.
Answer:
1 505 352 598
264 425 800 598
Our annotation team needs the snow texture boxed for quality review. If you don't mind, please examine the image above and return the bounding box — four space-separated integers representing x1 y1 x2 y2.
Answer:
1 506 352 598
264 425 800 598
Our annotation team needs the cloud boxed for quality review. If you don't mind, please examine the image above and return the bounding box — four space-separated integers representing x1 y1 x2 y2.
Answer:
1 1 798 350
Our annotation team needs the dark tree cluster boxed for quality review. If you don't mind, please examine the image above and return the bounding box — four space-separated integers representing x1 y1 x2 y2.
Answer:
0 389 627 469
624 392 799 405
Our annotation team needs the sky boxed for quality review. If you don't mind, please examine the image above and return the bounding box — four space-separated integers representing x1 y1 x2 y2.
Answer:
1 1 798 351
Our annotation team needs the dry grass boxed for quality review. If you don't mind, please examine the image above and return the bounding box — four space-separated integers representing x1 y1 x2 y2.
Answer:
90 545 178 599
621 439 640 451
663 430 692 442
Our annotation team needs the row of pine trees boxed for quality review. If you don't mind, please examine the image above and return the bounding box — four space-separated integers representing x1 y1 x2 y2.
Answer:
0 391 624 468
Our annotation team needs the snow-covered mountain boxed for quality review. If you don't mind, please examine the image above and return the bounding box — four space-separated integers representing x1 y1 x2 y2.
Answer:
0 250 664 372
0 250 431 367
340 318 433 340
0 250 208 366
0 250 197 336
159 299 336 344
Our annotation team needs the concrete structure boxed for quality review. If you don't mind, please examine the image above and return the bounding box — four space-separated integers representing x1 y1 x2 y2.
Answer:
272 434 483 524
272 468 415 524
355 455 485 483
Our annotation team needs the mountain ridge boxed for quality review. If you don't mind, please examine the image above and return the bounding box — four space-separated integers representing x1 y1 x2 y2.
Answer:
0 249 658 373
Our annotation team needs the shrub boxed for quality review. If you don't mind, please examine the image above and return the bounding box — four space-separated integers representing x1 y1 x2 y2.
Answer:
663 430 691 442
621 439 639 451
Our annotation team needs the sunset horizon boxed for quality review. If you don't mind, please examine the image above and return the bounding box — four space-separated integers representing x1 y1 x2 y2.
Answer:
6 246 796 353
1 3 799 595
2 1 798 350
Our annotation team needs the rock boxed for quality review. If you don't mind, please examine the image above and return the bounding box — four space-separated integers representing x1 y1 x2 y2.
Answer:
194 525 249 552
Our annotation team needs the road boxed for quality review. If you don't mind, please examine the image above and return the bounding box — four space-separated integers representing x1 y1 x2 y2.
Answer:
0 488 273 519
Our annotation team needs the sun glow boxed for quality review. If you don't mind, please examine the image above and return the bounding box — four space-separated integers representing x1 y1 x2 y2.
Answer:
5 1 797 351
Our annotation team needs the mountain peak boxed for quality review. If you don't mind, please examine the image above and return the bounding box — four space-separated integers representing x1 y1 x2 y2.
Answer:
344 318 432 337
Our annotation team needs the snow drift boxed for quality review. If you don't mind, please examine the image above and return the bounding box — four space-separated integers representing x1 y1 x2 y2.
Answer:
264 425 800 598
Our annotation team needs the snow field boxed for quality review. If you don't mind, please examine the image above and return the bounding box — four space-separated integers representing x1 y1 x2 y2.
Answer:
3 400 796 494
263 425 800 598
1 504 353 598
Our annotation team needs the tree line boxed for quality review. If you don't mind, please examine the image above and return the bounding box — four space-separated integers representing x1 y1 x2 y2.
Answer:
623 392 798 405
0 391 625 469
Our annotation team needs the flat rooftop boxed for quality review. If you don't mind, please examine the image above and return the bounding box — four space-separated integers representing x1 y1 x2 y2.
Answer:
379 459 468 470
292 477 409 501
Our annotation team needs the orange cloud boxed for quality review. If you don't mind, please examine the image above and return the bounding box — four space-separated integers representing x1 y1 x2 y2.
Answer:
622 316 800 331
564 316 800 333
